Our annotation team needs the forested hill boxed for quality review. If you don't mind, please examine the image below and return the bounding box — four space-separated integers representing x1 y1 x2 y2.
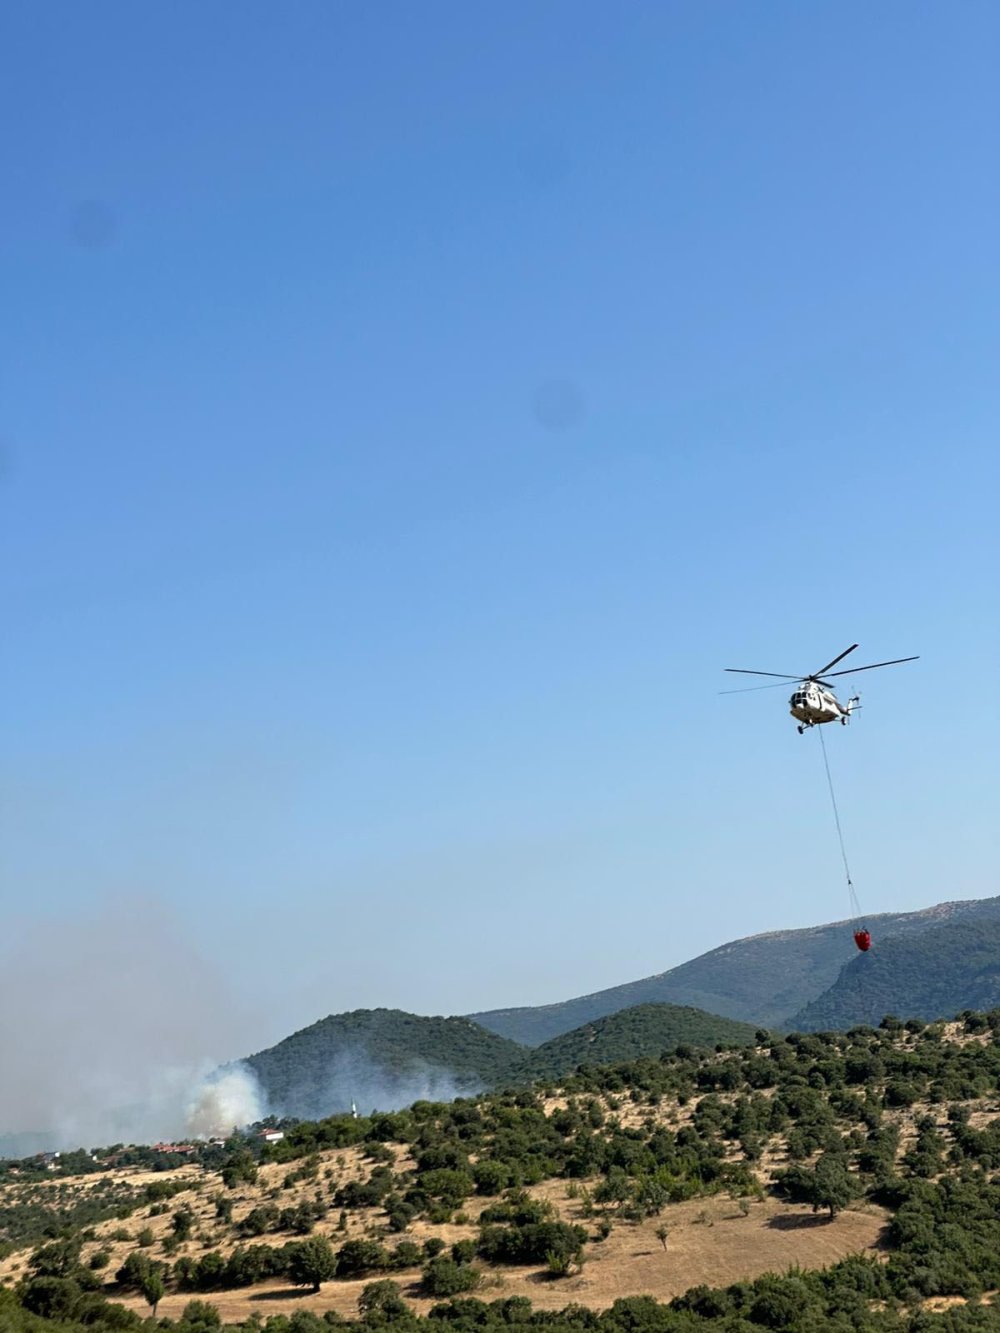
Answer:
468 895 1000 1044
515 1003 757 1080
243 1009 525 1119
792 916 1000 1032
244 1004 762 1120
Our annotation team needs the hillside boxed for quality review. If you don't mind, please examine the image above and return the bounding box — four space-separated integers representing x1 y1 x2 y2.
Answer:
243 1003 760 1119
243 1008 525 1119
469 894 1000 1043
6 1012 1000 1333
792 916 1000 1031
516 1002 757 1081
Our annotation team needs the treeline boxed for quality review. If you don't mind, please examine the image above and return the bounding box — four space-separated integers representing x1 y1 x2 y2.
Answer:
12 1259 1000 1333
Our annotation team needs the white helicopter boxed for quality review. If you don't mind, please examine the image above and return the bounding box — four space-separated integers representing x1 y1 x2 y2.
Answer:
723 643 919 733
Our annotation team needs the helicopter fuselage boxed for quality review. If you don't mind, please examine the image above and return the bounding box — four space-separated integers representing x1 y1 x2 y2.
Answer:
789 682 855 730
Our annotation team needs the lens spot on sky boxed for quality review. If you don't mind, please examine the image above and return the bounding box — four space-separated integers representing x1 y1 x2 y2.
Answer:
71 200 117 249
532 379 586 432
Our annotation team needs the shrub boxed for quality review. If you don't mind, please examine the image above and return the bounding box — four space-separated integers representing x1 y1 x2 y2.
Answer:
421 1257 480 1297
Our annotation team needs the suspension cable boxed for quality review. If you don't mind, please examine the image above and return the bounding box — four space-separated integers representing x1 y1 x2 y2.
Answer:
817 725 862 920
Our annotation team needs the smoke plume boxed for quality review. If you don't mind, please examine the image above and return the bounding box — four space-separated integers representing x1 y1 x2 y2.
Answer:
255 1043 481 1122
0 899 264 1153
185 1065 265 1140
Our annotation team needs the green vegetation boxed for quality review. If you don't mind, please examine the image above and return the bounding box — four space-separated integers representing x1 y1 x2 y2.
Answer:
12 1008 1000 1332
240 1005 761 1120
516 1004 757 1079
0 1177 157 1249
793 918 1000 1032
243 1010 526 1117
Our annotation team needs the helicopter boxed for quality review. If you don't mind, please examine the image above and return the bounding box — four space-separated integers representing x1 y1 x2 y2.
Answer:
723 643 919 733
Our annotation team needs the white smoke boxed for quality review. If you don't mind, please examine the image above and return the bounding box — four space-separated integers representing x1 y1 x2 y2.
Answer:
262 1042 482 1122
185 1065 266 1140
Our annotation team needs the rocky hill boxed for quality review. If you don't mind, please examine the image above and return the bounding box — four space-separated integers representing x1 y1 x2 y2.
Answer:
468 895 1000 1043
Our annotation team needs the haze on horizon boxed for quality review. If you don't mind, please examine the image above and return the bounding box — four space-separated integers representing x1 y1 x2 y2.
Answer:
2 0 997 1132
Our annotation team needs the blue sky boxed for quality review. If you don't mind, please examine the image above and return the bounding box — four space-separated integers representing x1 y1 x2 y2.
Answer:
2 1 997 1053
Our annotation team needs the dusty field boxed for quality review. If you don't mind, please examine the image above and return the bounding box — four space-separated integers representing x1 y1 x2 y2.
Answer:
116 1194 887 1322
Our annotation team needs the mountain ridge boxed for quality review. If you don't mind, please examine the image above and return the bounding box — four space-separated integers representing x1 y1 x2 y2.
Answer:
467 895 1000 1043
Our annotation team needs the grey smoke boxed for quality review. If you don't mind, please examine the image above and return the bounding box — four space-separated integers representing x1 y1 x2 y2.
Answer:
0 899 264 1152
185 1065 266 1140
256 1043 481 1122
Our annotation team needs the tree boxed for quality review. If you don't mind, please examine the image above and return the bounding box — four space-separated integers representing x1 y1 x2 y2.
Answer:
29 1238 82 1278
288 1313 327 1333
287 1237 337 1293
177 1299 222 1332
358 1279 410 1321
654 1225 669 1252
421 1256 480 1297
173 1205 197 1241
594 1169 631 1210
142 1270 165 1319
636 1178 668 1217
811 1155 857 1220
471 1160 510 1196
221 1150 258 1190
335 1238 390 1277
21 1277 83 1321
116 1251 155 1291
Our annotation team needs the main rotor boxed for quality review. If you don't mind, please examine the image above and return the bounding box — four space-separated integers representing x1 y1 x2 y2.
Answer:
723 643 919 692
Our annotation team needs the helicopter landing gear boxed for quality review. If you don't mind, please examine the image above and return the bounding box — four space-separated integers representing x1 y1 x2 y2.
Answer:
797 724 806 734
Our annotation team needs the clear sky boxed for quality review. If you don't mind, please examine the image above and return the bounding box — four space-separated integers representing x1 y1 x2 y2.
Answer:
2 2 997 1057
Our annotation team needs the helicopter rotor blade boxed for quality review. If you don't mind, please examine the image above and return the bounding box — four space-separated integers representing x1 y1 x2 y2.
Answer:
810 644 859 678
723 669 804 679
823 655 919 678
719 680 797 694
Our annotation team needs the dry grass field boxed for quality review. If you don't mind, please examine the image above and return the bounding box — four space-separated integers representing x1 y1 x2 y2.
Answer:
112 1194 887 1322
